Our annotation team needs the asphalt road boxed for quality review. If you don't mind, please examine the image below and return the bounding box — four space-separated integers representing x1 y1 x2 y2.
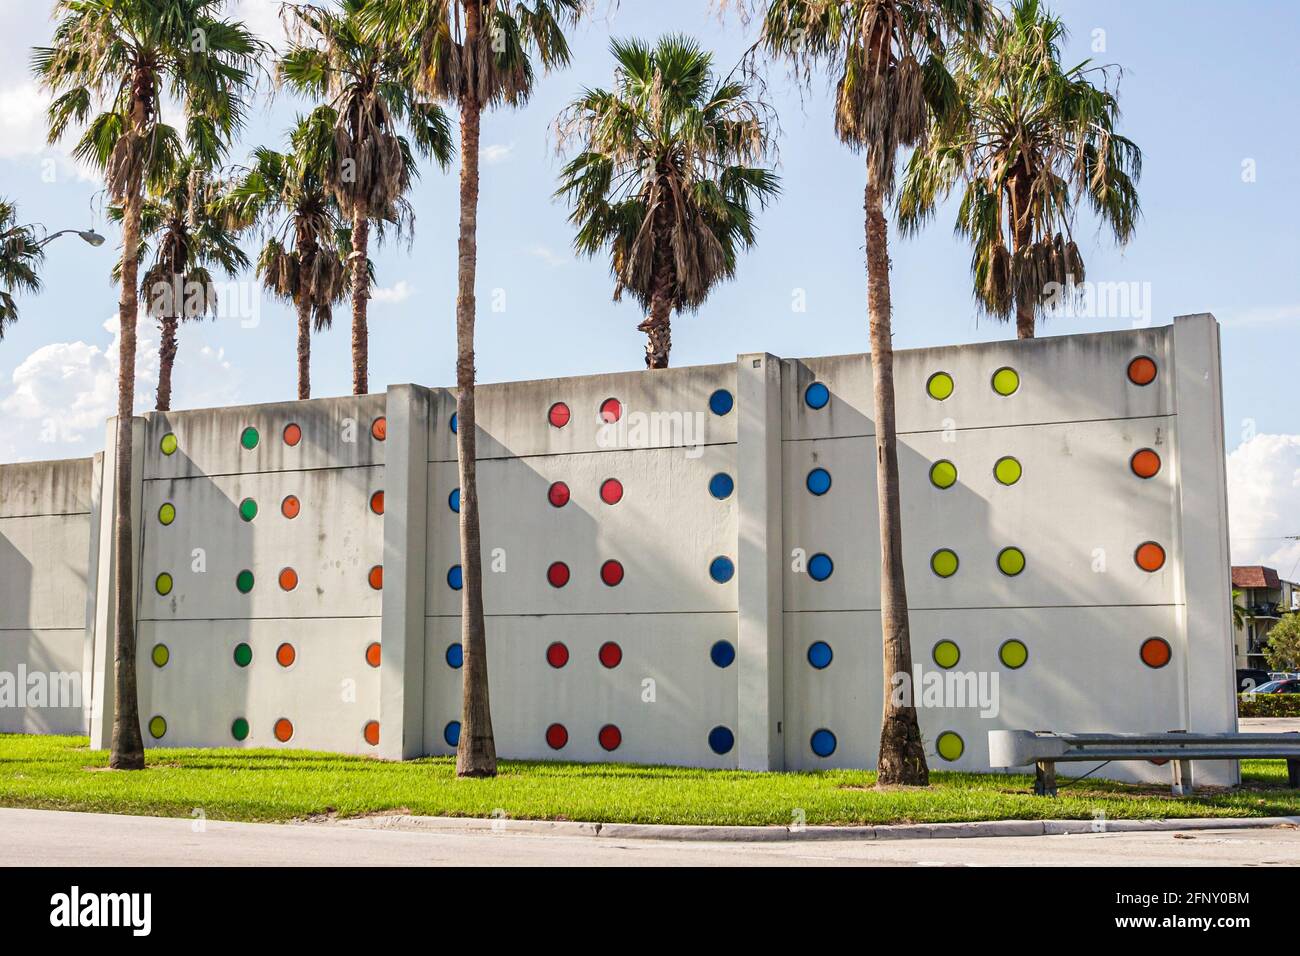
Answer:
0 808 1296 866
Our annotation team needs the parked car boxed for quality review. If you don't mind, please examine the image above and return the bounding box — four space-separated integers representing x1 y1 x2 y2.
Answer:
1237 669 1271 693
1252 679 1300 694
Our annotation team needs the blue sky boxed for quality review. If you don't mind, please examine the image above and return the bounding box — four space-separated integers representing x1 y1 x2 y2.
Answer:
2 0 1298 569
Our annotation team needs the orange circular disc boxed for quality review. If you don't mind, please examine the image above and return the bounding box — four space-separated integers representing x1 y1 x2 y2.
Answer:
363 720 380 747
1128 356 1157 386
1140 637 1172 668
370 491 384 515
281 495 300 519
371 417 387 441
365 642 381 668
273 717 294 742
283 423 302 447
276 642 296 667
278 567 299 591
1130 448 1161 479
1135 541 1166 572
368 565 383 590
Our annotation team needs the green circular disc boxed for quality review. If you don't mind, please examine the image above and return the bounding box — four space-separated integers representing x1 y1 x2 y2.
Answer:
231 717 250 741
932 640 960 669
233 642 253 667
994 456 1023 485
158 502 176 525
238 498 258 522
926 371 954 401
998 547 1026 576
236 569 255 594
148 715 167 739
929 460 957 489
160 433 178 456
930 549 959 578
151 643 169 668
992 367 1020 396
1000 639 1029 669
936 731 964 762
240 426 260 450
155 572 173 596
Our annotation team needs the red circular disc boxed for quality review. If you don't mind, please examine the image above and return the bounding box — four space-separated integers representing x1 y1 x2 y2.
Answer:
546 642 569 668
600 398 622 424
283 423 302 447
600 478 623 505
548 481 570 508
598 641 622 668
598 724 622 751
547 561 570 588
545 723 568 750
600 560 624 587
548 402 571 428
363 720 379 747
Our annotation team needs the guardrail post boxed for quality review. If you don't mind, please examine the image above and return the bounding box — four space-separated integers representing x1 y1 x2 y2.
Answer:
1034 761 1057 797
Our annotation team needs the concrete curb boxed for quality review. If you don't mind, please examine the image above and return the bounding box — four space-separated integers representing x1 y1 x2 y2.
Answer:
332 813 1300 843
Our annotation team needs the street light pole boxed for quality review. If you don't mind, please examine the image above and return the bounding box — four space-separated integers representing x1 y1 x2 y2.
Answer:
33 227 106 250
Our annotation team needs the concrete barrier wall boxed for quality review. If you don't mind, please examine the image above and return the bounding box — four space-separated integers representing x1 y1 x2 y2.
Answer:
0 456 98 733
2 314 1236 779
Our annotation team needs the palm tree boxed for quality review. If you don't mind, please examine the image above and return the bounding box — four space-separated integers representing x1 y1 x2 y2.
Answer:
280 0 453 395
758 0 988 786
111 156 250 410
221 115 353 400
556 35 780 369
1232 588 1254 632
33 0 264 770
361 0 585 777
898 0 1140 338
0 199 44 336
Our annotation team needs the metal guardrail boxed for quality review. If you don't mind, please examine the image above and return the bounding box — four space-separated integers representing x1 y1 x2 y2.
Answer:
988 730 1300 796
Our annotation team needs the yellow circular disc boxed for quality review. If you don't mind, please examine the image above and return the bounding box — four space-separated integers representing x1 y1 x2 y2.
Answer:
992 367 1020 396
931 549 959 578
148 715 167 739
994 456 1022 485
999 639 1028 669
929 460 957 489
151 644 169 668
932 640 961 669
155 572 173 596
936 731 964 761
926 372 954 401
158 502 176 525
160 433 178 456
998 547 1026 576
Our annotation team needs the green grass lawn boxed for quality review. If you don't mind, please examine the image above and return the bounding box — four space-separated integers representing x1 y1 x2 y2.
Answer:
0 734 1297 827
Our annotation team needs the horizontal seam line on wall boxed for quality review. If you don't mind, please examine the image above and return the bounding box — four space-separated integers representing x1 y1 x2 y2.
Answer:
142 462 384 483
782 412 1176 442
136 615 380 623
0 511 91 520
781 603 1185 612
0 626 87 632
425 440 738 465
423 609 738 619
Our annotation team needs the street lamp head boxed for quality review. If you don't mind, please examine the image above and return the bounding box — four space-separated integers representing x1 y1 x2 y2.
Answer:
77 230 105 247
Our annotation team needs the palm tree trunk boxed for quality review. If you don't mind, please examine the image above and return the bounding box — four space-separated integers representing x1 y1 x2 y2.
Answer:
349 204 370 395
110 181 145 771
1010 176 1035 339
638 200 674 369
155 314 178 411
866 159 928 787
453 1 496 779
296 296 312 401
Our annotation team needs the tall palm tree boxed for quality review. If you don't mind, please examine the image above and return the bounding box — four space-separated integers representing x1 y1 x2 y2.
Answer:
33 0 264 770
111 156 250 410
758 0 988 786
221 115 353 399
898 0 1140 338
556 35 780 369
0 199 44 337
361 0 585 777
280 0 453 395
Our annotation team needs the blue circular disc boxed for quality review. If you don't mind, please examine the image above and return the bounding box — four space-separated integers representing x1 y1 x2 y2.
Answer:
806 468 832 496
708 725 735 755
710 640 736 668
447 565 463 590
810 728 837 758
708 389 734 416
807 641 833 669
449 488 460 513
450 412 458 433
805 382 830 409
445 643 463 668
709 556 735 583
709 473 735 500
443 721 461 747
808 553 834 581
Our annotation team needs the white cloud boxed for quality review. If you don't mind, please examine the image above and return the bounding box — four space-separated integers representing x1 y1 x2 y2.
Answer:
0 82 48 160
529 245 570 268
232 0 301 52
371 280 413 305
1227 433 1300 576
481 142 515 165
